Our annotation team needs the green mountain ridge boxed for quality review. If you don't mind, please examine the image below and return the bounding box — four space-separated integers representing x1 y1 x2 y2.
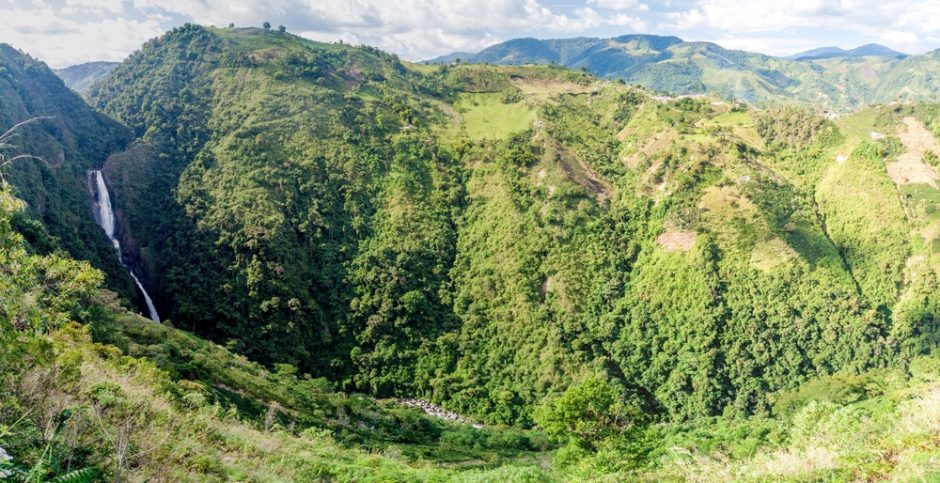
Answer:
4 24 940 481
427 35 937 110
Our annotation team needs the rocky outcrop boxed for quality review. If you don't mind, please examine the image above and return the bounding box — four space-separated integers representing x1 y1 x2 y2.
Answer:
397 399 484 429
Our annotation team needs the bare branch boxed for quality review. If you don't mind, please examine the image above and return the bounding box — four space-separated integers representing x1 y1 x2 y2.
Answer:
0 116 53 144
3 154 44 164
0 117 52 184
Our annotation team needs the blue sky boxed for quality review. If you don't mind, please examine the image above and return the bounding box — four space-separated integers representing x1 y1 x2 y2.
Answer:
1 0 938 68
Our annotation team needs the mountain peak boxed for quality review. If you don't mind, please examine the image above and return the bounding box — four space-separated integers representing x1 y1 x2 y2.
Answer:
848 43 907 57
424 34 684 65
789 43 906 61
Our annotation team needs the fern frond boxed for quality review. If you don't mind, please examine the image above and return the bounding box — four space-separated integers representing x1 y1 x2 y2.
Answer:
48 467 97 483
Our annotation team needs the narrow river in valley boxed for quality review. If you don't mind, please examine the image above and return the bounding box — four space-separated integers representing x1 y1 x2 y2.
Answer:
90 169 160 321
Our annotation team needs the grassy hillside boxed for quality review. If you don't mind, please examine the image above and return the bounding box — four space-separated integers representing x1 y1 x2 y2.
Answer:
0 186 555 481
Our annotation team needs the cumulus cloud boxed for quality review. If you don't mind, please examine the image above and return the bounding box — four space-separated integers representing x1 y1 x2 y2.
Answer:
661 0 940 54
64 0 124 15
671 0 855 32
0 2 165 67
586 0 649 12
709 34 831 57
129 0 648 60
662 8 704 31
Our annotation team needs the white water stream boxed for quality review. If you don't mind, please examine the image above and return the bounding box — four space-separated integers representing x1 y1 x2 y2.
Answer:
90 170 160 321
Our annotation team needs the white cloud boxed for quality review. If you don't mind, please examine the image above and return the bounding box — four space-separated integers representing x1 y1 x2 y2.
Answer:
131 0 587 33
707 34 830 57
586 0 649 12
0 3 165 67
544 7 647 33
2 0 940 68
64 0 124 15
661 0 940 55
686 0 851 32
662 8 704 31
130 0 648 60
877 31 921 54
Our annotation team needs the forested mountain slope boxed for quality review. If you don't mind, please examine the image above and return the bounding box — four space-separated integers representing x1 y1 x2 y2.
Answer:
427 35 940 110
5 163 940 481
80 24 940 427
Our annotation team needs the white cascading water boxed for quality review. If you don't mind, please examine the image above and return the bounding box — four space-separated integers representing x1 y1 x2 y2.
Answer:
91 170 160 322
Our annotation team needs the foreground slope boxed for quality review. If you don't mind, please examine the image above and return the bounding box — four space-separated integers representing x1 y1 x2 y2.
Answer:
5 179 940 481
0 185 553 481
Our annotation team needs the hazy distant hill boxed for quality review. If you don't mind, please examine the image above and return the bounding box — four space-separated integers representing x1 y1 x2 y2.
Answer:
428 35 933 110
54 60 119 95
788 43 907 61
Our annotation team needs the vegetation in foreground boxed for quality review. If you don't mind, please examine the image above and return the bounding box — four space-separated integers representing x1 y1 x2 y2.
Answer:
5 181 940 481
0 185 554 481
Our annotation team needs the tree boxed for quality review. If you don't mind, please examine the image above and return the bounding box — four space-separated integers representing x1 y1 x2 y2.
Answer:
278 25 286 33
534 376 645 449
228 22 234 28
263 21 271 30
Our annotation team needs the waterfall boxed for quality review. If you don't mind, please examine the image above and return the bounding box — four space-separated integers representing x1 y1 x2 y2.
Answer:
90 170 160 322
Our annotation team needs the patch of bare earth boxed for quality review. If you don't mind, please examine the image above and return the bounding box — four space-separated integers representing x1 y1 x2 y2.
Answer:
886 117 940 188
657 231 696 252
907 254 927 272
511 78 594 97
552 142 611 200
620 129 678 161
540 276 553 296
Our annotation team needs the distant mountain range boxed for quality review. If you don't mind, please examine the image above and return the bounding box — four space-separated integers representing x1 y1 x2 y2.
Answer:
426 35 934 110
787 43 907 61
52 36 937 111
